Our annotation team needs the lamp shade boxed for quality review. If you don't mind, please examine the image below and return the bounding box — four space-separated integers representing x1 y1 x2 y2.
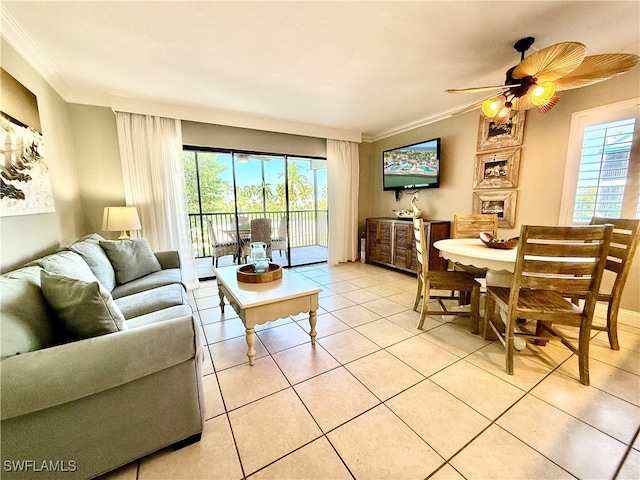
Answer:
102 206 141 239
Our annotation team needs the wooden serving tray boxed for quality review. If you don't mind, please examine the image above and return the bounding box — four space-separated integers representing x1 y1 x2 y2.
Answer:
236 263 283 283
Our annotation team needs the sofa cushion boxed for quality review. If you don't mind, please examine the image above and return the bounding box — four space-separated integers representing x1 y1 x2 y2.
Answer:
68 233 116 291
100 238 162 285
111 268 183 299
0 272 59 358
115 283 189 319
40 271 127 339
126 304 194 329
39 250 99 283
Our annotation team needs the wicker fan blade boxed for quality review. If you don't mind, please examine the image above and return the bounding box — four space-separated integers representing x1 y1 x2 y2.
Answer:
446 85 512 94
512 42 586 82
555 53 640 91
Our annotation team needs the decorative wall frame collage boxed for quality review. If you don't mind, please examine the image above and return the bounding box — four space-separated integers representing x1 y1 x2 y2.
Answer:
472 111 525 228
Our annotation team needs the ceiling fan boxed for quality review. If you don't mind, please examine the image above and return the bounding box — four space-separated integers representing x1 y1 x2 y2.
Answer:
447 37 639 122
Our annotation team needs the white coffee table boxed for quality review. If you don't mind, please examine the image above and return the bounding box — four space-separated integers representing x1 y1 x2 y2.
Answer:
214 265 322 365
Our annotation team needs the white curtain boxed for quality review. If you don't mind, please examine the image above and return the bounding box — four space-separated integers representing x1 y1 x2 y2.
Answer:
327 139 359 265
115 112 198 290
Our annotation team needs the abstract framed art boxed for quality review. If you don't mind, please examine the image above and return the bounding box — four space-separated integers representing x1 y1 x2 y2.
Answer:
1 68 55 217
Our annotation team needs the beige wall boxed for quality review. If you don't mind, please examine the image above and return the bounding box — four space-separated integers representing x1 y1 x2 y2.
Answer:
68 104 125 235
0 39 84 272
361 68 640 311
182 121 327 158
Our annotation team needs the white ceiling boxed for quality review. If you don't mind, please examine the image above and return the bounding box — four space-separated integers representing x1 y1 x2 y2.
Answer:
2 1 639 141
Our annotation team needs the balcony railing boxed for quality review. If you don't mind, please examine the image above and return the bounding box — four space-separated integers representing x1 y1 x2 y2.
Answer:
189 210 328 258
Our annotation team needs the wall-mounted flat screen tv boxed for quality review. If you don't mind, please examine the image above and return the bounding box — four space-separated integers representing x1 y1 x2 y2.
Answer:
382 137 440 191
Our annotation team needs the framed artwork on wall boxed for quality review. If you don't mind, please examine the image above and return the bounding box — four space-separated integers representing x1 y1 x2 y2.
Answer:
476 110 526 151
472 189 517 228
1 68 55 217
473 147 521 189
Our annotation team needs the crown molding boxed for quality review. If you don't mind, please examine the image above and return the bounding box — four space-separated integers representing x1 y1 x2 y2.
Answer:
1 5 74 102
110 95 362 143
362 103 472 143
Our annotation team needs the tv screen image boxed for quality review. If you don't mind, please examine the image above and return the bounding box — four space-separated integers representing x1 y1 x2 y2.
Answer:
383 137 440 191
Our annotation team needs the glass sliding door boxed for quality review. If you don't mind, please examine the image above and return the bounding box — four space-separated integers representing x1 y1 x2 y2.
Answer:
287 157 328 266
185 147 328 278
233 153 288 266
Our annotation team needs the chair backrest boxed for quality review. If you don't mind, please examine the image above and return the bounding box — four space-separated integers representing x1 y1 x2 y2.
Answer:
413 218 429 280
453 214 498 239
510 224 613 317
277 216 287 238
590 216 640 296
206 219 219 245
250 218 272 245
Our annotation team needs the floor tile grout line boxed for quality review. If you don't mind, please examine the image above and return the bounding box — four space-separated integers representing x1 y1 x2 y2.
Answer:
612 424 640 479
194 264 639 479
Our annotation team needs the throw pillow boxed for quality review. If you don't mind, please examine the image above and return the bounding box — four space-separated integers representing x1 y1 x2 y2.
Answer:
68 234 117 291
99 238 162 285
40 270 127 340
39 250 100 284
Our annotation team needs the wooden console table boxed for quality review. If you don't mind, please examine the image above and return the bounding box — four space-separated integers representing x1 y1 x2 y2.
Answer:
365 217 450 273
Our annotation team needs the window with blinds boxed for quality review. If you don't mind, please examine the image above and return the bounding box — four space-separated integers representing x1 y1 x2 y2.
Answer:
572 118 637 222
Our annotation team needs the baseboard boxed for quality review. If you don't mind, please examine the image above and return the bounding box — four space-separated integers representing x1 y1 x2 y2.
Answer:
594 303 640 328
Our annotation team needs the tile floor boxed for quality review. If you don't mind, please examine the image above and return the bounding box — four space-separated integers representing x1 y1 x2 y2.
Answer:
102 262 640 480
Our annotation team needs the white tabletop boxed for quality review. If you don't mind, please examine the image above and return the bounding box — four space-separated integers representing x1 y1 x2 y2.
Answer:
214 265 322 309
433 238 518 273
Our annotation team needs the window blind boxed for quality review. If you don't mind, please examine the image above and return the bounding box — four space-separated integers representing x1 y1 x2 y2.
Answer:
572 117 636 223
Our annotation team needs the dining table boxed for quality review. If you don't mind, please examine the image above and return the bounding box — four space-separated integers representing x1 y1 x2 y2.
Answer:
433 238 525 349
432 238 518 283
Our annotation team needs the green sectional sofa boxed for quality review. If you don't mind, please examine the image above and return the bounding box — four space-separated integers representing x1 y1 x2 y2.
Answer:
1 234 205 479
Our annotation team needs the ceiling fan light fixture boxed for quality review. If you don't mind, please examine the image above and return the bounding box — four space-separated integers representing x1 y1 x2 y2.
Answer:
494 104 513 124
538 95 560 114
530 81 557 106
481 98 502 117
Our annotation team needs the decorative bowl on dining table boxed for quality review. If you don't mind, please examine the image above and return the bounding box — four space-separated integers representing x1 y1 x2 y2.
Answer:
479 232 519 249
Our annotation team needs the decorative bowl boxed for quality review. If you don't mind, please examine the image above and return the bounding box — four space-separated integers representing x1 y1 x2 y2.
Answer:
479 232 519 249
392 209 414 219
237 263 282 283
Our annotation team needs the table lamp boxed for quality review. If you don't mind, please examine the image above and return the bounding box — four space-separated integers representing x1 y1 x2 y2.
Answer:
102 206 142 239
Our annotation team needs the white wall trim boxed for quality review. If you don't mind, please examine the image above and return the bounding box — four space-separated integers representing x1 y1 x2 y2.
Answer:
1 6 73 101
109 96 361 143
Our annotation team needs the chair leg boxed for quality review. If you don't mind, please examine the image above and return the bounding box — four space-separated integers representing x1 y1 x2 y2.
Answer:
469 286 480 334
504 312 515 375
606 299 620 350
413 277 423 312
417 278 429 330
483 294 496 340
578 320 592 386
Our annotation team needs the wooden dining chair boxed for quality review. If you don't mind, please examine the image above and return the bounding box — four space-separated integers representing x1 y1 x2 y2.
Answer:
206 219 238 267
483 224 613 385
452 213 499 278
572 217 640 350
413 218 481 333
